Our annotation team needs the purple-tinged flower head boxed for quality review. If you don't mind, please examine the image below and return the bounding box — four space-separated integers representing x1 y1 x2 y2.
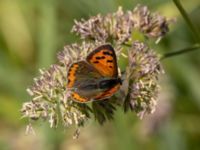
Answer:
72 5 172 44
131 5 172 40
124 41 163 118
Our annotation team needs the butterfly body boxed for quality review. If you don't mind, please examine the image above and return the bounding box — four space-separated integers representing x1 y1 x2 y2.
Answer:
67 44 121 103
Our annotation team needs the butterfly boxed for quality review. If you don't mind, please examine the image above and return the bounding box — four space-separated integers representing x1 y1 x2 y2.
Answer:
67 44 122 103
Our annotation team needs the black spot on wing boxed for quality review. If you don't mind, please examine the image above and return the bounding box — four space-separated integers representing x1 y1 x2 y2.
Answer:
93 61 99 64
107 60 113 63
96 56 106 60
103 51 113 56
95 56 102 60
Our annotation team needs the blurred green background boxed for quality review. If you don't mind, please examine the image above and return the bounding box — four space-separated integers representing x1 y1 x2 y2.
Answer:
0 0 200 150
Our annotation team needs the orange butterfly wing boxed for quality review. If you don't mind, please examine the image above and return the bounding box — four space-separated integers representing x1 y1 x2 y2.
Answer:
67 62 89 102
94 83 121 100
67 44 121 103
86 44 118 78
86 44 121 100
67 61 103 102
71 92 88 103
67 63 79 89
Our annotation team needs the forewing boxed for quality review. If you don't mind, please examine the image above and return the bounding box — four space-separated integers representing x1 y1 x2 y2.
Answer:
67 61 102 88
67 61 103 102
86 44 118 78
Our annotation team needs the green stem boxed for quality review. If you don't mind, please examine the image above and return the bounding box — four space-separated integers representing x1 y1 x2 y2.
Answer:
161 44 200 60
173 0 200 43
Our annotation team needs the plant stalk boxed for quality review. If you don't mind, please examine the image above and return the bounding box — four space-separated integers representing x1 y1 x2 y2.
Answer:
173 0 200 43
161 44 200 60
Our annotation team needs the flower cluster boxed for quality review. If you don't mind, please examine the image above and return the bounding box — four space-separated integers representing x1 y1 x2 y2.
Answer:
21 5 172 137
124 41 163 118
21 65 90 128
72 5 171 44
131 6 170 39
